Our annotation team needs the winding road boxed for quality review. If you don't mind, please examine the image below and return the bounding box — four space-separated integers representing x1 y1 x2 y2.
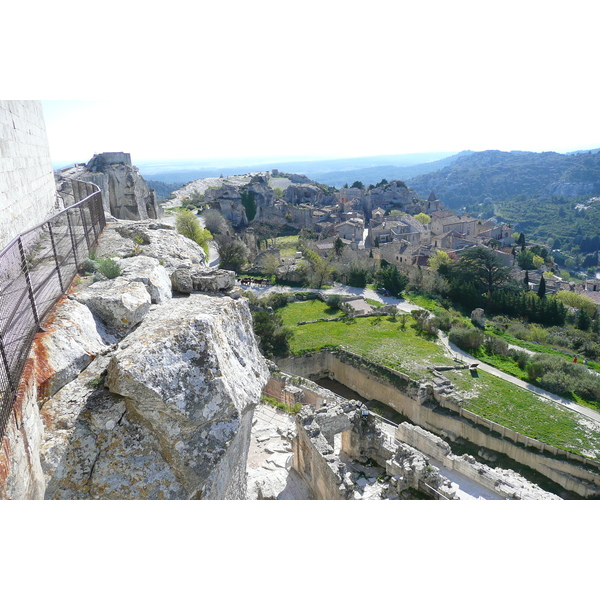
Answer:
242 281 600 425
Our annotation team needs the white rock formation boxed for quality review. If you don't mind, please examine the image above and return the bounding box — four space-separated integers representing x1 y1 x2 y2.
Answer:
34 297 108 397
72 277 151 336
117 255 172 304
106 294 270 498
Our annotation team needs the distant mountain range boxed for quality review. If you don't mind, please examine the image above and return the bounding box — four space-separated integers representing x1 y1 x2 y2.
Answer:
406 149 600 210
134 151 461 185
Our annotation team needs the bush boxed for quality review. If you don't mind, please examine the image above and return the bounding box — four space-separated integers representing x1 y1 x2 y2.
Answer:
325 294 343 310
96 258 121 279
483 335 509 356
449 326 484 351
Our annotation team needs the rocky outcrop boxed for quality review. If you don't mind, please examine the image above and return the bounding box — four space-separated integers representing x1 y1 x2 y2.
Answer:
56 153 161 221
1 216 269 499
106 295 269 498
72 278 152 337
94 221 207 271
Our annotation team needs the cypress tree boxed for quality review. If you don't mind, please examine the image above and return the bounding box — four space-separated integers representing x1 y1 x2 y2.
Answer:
523 270 530 290
537 274 546 298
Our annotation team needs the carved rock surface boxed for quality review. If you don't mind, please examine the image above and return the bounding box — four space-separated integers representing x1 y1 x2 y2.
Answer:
106 294 270 498
72 277 151 335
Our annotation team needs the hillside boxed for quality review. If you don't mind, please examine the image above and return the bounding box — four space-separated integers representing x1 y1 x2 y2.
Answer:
407 149 600 209
406 149 600 253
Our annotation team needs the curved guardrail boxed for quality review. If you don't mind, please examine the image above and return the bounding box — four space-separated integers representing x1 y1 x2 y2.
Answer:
0 181 105 440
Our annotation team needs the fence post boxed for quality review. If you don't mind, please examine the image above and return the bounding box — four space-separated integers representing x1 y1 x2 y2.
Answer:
17 237 40 327
66 210 79 266
79 204 91 254
47 222 65 293
0 333 16 395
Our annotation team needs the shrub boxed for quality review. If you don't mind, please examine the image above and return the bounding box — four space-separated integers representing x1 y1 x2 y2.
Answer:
483 335 509 356
325 295 343 310
96 258 121 279
449 326 484 351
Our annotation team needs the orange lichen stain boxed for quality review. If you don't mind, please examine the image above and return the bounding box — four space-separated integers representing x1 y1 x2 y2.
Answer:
0 436 11 496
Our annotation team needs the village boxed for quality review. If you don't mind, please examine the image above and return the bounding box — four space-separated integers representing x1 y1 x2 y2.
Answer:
173 169 600 303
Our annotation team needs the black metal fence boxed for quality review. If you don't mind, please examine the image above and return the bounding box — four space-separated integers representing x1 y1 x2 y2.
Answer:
0 181 105 441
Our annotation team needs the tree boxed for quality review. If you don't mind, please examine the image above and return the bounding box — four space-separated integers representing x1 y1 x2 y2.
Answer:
202 209 229 236
176 209 213 256
428 250 451 272
414 212 431 225
523 270 529 290
251 311 292 357
448 246 512 296
375 265 408 296
216 236 249 272
537 274 546 298
350 181 364 190
303 248 334 288
240 190 257 221
334 236 345 257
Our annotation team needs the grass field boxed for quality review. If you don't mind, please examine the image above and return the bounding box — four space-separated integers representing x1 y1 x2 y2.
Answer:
278 299 600 457
275 235 300 258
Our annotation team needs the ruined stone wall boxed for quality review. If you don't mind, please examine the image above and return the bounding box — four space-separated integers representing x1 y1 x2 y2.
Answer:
276 351 600 497
0 100 57 249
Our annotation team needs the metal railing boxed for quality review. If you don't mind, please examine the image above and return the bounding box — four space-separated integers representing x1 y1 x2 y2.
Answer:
0 181 105 441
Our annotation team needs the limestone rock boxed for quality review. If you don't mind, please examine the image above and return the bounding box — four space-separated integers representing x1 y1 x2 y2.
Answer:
40 355 185 500
33 297 107 398
170 266 236 294
98 222 207 271
72 277 151 335
106 295 270 498
118 255 172 304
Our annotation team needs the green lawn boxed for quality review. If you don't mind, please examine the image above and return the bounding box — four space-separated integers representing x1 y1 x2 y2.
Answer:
278 299 600 458
275 235 300 258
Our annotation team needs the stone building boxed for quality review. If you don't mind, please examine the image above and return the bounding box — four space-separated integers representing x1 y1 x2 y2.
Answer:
0 100 57 249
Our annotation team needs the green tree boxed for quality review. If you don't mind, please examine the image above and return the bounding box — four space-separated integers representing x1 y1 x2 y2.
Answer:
176 209 213 256
375 265 408 296
217 236 249 272
334 236 345 257
251 311 292 357
428 250 451 272
537 274 546 298
448 246 512 296
414 212 431 225
350 181 364 190
240 190 257 221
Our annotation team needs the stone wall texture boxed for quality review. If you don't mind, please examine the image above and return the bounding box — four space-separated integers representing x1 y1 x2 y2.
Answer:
0 100 57 250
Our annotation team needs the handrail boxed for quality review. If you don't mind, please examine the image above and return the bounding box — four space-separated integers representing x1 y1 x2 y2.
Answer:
0 181 105 441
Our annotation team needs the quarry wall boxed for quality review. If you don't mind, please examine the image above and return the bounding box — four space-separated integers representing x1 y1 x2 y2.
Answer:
276 351 600 497
0 100 57 250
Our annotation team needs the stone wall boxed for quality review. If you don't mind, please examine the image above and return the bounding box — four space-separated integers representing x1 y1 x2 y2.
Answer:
276 351 600 497
0 100 57 249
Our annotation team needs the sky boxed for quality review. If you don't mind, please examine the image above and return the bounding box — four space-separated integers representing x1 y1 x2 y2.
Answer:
5 1 600 167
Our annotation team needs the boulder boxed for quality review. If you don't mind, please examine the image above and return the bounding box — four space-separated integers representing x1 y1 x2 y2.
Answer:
106 294 270 498
72 277 151 335
33 297 107 398
95 222 207 270
118 255 172 303
170 267 236 294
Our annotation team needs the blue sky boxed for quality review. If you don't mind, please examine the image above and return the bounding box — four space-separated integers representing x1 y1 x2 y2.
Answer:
6 1 597 165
